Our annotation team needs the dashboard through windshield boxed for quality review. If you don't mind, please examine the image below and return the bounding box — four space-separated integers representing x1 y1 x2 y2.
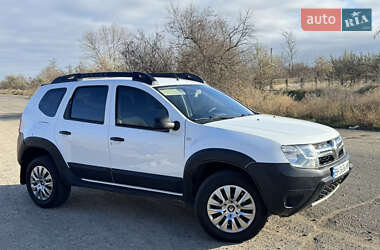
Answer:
155 85 253 124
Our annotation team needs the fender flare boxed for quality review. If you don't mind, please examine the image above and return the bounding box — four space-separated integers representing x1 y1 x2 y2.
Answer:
183 148 256 203
18 135 72 185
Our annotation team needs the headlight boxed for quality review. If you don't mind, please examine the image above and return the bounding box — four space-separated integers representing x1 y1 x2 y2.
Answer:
336 135 343 145
281 144 319 168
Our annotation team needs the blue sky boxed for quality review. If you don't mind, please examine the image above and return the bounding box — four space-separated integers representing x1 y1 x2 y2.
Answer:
0 0 379 80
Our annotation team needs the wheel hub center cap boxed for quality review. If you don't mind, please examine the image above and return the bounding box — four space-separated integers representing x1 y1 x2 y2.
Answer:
228 205 235 212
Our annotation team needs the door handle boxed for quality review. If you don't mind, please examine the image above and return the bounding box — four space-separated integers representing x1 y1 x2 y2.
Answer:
59 130 71 135
110 137 124 142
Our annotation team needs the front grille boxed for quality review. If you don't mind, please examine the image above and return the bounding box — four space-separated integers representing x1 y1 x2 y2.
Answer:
317 148 344 166
319 155 334 165
338 149 344 157
315 137 345 167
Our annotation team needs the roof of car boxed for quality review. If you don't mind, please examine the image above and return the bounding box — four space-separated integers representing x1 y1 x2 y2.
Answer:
64 77 203 87
50 72 206 86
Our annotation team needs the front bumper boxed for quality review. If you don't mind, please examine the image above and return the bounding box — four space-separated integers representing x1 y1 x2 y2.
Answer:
246 153 351 217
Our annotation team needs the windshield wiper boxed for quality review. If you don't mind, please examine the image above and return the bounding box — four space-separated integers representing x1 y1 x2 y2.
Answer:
192 116 237 123
240 113 254 117
193 113 256 123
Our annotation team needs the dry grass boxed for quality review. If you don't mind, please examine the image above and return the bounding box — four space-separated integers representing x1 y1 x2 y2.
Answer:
233 85 380 130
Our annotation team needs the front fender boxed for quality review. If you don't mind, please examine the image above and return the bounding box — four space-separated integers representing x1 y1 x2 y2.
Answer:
183 148 256 204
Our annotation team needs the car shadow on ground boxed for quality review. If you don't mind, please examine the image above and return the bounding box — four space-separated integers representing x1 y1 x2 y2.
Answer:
0 185 235 249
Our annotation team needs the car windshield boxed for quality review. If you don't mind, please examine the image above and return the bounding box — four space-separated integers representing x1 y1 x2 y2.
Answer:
156 85 254 124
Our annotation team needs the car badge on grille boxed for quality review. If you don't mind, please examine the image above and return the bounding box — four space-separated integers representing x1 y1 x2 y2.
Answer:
332 139 339 159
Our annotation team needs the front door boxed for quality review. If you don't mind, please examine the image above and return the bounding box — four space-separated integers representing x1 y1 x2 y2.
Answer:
108 84 185 194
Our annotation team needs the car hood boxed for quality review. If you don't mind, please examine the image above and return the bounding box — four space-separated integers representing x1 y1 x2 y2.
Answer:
205 114 339 145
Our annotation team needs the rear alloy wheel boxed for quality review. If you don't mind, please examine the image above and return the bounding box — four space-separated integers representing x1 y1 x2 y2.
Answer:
195 171 267 242
30 165 54 201
26 156 71 208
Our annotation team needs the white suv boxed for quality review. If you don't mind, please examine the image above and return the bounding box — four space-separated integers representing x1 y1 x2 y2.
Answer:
17 72 351 242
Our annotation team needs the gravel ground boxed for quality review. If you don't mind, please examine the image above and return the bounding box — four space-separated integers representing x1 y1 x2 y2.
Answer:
0 94 379 249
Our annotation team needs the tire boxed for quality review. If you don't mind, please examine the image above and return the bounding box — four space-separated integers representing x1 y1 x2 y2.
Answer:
195 170 267 242
26 155 71 208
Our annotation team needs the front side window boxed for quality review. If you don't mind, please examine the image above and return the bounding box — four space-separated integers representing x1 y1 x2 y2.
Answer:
116 86 169 129
39 88 67 117
66 86 108 124
156 85 253 124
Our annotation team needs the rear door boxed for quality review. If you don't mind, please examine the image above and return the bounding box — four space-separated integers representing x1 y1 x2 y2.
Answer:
108 83 186 195
55 84 112 182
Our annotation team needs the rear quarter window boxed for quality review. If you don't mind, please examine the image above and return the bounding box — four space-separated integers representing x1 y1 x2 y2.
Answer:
38 88 67 117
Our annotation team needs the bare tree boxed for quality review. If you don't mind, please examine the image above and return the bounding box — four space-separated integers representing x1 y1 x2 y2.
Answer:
281 31 297 76
314 56 333 84
0 75 28 89
167 4 254 87
37 59 64 83
82 24 128 71
122 31 175 72
247 43 284 89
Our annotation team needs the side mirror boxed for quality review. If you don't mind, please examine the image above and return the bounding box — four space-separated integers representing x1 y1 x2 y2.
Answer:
154 118 180 131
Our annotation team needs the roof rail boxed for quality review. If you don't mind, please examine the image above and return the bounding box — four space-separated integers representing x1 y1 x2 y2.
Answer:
51 72 157 85
149 73 205 83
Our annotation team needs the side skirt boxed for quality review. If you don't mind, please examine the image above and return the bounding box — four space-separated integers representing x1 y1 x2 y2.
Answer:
81 178 183 196
66 162 184 200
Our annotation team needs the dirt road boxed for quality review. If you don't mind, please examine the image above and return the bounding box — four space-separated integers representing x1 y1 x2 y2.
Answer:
0 94 379 249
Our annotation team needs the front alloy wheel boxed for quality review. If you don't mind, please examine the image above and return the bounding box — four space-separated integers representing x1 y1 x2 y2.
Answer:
195 171 267 242
207 185 256 233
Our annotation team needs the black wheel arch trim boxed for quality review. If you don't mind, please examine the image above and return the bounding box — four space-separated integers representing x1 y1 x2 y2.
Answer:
183 148 257 204
18 133 74 185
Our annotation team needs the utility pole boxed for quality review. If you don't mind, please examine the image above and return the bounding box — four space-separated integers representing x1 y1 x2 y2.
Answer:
270 48 273 90
270 48 273 63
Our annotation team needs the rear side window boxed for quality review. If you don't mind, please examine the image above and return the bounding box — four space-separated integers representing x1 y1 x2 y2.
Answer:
116 86 169 129
65 86 108 124
39 88 67 117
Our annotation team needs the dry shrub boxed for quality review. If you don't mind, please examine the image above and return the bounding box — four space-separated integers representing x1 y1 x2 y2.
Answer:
0 88 37 97
228 84 380 129
231 85 380 129
344 88 380 128
230 85 298 116
298 88 350 126
298 87 380 129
